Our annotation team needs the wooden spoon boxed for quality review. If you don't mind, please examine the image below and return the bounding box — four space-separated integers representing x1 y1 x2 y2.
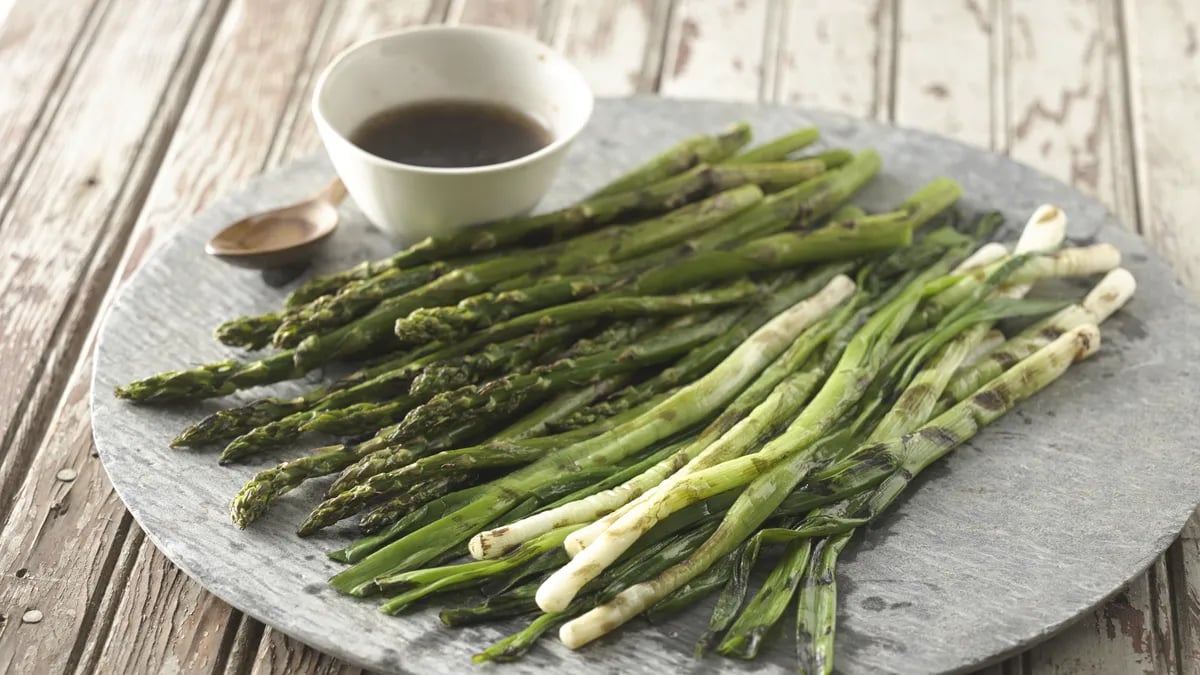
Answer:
205 179 347 269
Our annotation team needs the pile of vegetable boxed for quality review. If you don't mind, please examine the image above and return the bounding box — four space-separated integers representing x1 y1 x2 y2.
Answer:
116 123 1134 672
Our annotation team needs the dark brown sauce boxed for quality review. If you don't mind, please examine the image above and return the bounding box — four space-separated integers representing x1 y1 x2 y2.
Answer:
349 100 552 168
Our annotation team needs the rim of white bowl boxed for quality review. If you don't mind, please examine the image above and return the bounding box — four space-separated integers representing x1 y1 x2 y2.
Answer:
311 24 595 176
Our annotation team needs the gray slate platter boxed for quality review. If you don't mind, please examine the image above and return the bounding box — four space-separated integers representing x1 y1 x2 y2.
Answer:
92 98 1200 674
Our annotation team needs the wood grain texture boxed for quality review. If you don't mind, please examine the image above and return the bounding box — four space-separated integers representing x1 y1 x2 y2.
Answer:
0 366 134 675
893 0 992 148
261 0 342 170
1173 515 1200 673
70 524 151 674
222 614 266 674
0 0 221 520
448 0 551 38
0 1 326 673
773 0 895 119
0 0 228 669
660 0 772 101
1123 0 1200 289
552 0 670 96
87 528 242 675
1006 0 1138 226
1152 558 1180 675
0 0 102 199
973 663 1018 675
249 627 364 675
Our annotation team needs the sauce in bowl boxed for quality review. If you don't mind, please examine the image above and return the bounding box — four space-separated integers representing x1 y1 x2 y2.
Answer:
350 99 552 168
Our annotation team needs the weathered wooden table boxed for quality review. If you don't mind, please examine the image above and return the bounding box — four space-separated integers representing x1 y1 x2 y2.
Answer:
1 1 1197 672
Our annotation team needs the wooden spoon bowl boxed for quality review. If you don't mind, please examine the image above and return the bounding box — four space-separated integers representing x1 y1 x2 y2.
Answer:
205 179 346 269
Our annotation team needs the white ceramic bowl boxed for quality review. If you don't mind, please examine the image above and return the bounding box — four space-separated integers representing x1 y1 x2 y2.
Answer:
311 26 593 241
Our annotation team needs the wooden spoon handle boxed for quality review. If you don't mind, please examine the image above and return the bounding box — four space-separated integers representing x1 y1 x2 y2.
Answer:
319 178 348 206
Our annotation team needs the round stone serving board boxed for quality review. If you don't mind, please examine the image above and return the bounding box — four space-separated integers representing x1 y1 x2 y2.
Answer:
92 98 1200 674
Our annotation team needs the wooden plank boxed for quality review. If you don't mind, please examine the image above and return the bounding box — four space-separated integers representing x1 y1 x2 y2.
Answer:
0 0 325 672
261 0 342 169
1173 512 1200 672
1006 0 1138 226
1122 0 1200 290
1 0 212 512
223 614 265 673
551 0 671 96
660 0 773 102
0 369 136 675
893 0 993 148
86 528 244 675
0 0 220 514
0 0 229 667
773 0 895 119
0 0 220 518
448 0 551 39
1150 556 1180 674
249 628 364 675
0 0 103 197
1006 1 1173 670
70 523 148 675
